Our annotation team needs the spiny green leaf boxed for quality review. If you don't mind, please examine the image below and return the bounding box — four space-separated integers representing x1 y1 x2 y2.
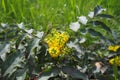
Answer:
88 29 106 40
62 66 88 80
97 14 114 18
0 43 10 57
94 5 102 16
26 38 40 58
16 33 27 49
98 75 115 80
111 30 118 40
0 57 3 68
1 50 24 77
90 21 112 33
38 67 59 80
16 68 27 80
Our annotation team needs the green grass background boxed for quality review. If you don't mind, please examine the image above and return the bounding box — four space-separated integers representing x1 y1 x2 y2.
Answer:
0 0 120 30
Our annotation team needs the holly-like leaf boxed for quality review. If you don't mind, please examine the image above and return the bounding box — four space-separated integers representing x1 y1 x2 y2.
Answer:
88 29 106 40
38 67 59 80
0 43 10 61
16 33 27 49
98 75 115 80
0 31 5 42
1 50 23 77
62 66 88 80
94 5 102 16
16 68 27 80
90 21 112 33
0 43 10 55
111 30 118 40
26 38 41 58
0 57 3 68
97 14 114 18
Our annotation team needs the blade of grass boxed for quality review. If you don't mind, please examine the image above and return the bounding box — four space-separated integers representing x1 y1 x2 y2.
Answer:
113 61 118 80
2 0 6 14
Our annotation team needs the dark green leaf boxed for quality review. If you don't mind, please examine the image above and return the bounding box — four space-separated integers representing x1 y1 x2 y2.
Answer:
26 55 36 76
88 29 106 40
1 50 23 77
0 38 5 42
94 5 102 16
0 31 5 41
97 14 114 18
111 30 117 40
26 38 40 58
16 68 27 80
5 29 19 40
98 75 115 80
16 33 27 49
62 66 88 80
0 43 10 57
0 57 3 68
38 67 59 80
90 21 112 33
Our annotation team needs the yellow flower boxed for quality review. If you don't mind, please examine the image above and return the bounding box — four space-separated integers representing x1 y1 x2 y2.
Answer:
109 56 120 67
48 47 60 57
44 29 70 58
61 32 69 42
61 46 71 55
108 45 120 52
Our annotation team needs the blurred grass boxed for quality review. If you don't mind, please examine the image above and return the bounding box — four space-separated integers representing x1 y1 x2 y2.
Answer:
0 0 120 30
0 0 120 78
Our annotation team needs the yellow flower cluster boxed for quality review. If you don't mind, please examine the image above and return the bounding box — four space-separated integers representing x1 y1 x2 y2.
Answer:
108 45 120 52
109 56 120 67
44 29 69 58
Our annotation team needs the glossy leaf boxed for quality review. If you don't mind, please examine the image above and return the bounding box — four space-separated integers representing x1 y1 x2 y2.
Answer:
111 30 117 40
62 66 88 80
0 57 3 68
94 5 102 16
15 33 27 49
97 14 114 18
0 43 10 57
16 68 27 80
6 29 19 40
1 50 23 77
26 38 40 58
38 67 59 80
88 29 105 40
90 21 112 33
98 75 115 80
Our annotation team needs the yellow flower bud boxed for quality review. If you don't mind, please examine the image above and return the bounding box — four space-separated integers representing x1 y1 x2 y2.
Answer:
109 56 120 67
48 47 60 57
44 29 70 58
108 45 120 52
